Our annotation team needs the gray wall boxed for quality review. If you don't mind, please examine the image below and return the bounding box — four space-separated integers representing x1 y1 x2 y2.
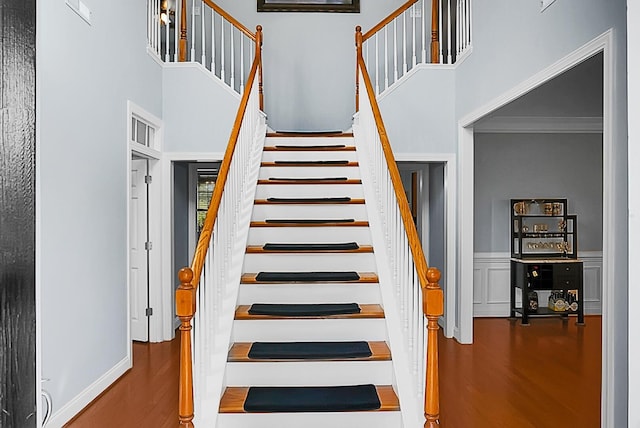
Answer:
474 133 603 253
38 0 162 417
212 0 406 132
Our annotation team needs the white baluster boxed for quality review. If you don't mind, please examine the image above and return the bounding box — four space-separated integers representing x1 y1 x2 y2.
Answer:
230 27 235 90
201 0 206 66
402 10 407 74
211 10 216 75
165 0 171 61
421 0 427 63
447 0 452 63
439 0 444 63
174 0 179 61
191 0 196 61
467 0 472 49
220 19 226 83
375 33 379 95
240 36 245 93
393 20 398 82
384 26 389 90
412 3 416 67
456 0 461 56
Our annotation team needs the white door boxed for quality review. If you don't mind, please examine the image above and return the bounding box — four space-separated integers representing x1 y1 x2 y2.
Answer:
130 158 149 341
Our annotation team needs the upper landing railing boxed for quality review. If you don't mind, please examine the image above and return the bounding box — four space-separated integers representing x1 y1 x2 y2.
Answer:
147 0 263 107
358 0 471 101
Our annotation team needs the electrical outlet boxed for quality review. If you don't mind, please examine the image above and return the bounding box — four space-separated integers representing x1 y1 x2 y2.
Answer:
540 0 557 12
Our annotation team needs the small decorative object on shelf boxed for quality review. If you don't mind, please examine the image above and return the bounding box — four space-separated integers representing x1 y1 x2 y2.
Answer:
509 198 584 326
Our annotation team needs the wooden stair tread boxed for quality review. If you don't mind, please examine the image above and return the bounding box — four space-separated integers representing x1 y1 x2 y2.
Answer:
254 198 365 205
234 304 384 320
241 272 379 284
228 341 391 362
258 178 362 185
261 161 359 167
263 146 356 152
219 385 399 413
266 132 354 138
246 245 373 254
250 220 369 227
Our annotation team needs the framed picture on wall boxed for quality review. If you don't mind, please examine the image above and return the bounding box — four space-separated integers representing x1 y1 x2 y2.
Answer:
257 0 360 13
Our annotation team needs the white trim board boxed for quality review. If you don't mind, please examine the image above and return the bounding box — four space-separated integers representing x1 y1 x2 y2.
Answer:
45 356 131 428
458 29 614 428
474 116 603 134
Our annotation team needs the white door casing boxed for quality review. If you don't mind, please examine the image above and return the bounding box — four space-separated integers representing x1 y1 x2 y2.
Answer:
130 158 149 342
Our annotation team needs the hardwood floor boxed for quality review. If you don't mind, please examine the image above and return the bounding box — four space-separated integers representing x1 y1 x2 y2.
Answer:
65 317 601 427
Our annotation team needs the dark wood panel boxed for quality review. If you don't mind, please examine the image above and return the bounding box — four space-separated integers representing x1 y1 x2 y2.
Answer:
0 0 37 427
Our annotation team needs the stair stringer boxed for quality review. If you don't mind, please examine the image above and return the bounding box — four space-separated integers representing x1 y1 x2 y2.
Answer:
353 124 424 428
193 119 267 427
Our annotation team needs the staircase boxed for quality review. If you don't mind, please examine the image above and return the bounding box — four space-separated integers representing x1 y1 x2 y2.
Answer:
216 132 403 427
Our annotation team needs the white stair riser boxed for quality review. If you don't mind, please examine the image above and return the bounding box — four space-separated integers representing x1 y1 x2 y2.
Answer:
242 253 376 272
237 283 381 305
259 166 361 180
255 184 364 199
217 411 402 428
233 319 388 341
225 361 393 386
265 137 355 147
251 204 368 221
247 227 373 245
261 151 358 163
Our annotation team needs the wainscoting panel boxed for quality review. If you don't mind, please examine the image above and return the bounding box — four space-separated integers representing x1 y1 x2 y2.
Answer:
473 252 603 317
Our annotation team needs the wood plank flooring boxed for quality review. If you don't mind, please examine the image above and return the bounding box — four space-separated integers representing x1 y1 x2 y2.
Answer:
65 316 601 427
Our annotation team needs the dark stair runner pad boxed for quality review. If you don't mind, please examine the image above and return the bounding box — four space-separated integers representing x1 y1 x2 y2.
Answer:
268 177 348 181
248 341 372 359
254 271 360 282
265 219 355 224
248 303 361 316
275 144 347 149
244 384 381 412
263 242 359 251
266 197 351 203
274 160 350 165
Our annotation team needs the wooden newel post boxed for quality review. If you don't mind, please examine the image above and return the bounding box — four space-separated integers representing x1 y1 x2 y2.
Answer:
256 25 264 111
177 267 195 427
423 267 443 427
179 0 188 62
355 26 363 112
430 0 440 64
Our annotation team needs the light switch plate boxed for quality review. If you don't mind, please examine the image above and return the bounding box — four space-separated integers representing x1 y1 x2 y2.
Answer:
540 0 557 12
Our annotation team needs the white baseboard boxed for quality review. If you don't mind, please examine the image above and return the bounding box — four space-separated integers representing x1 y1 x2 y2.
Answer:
45 356 132 428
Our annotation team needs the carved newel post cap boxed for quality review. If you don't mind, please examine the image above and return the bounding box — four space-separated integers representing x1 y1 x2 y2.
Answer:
256 25 262 32
356 25 362 32
426 267 441 284
178 267 194 284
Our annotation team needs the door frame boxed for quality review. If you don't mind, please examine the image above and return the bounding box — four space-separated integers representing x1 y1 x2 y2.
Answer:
127 101 164 343
396 154 457 338
457 30 614 426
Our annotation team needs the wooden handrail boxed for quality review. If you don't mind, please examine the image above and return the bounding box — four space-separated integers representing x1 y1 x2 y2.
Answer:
356 41 442 426
202 0 257 41
362 0 418 41
177 30 262 426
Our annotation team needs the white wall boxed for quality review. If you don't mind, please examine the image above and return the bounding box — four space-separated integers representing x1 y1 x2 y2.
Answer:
37 0 162 423
455 0 628 425
211 1 406 132
163 64 239 153
627 1 639 425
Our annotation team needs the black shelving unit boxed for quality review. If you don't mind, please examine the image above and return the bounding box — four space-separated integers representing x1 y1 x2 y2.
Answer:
509 198 584 326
